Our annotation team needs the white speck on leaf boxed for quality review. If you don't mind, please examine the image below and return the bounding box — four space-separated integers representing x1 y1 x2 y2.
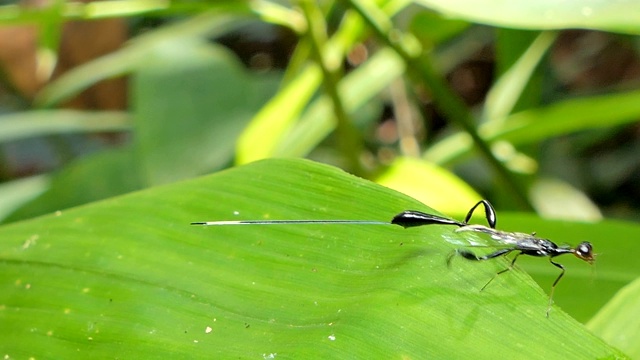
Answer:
21 235 38 250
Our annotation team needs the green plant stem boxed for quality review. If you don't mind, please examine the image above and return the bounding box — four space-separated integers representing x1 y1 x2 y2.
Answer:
345 0 532 210
299 2 365 176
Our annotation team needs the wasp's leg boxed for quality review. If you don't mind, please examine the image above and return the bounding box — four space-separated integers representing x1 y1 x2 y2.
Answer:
546 258 566 318
447 248 513 266
448 248 519 291
480 252 522 291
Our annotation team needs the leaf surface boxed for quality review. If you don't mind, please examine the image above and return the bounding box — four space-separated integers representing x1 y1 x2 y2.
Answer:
0 159 625 358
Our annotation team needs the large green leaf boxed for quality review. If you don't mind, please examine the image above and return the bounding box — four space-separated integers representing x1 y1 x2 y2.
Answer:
0 159 625 358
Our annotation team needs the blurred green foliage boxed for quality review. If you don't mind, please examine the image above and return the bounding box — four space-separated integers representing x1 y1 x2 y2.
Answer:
1 0 640 357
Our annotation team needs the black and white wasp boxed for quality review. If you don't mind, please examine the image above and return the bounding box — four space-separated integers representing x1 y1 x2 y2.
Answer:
391 200 595 317
193 200 595 317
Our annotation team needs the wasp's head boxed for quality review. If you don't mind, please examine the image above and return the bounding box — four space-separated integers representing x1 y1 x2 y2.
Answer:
573 241 595 264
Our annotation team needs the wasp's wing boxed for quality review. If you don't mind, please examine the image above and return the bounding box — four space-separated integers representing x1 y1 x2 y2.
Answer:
455 225 545 250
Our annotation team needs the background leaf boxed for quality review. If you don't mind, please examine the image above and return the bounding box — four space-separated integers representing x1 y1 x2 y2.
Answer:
425 89 640 165
587 277 640 358
0 174 50 220
34 12 253 108
0 110 130 143
414 0 640 34
3 148 143 223
0 159 627 358
133 39 279 185
374 156 481 213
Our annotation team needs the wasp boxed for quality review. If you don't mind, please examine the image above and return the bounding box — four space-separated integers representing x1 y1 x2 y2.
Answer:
193 200 595 317
392 200 595 317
